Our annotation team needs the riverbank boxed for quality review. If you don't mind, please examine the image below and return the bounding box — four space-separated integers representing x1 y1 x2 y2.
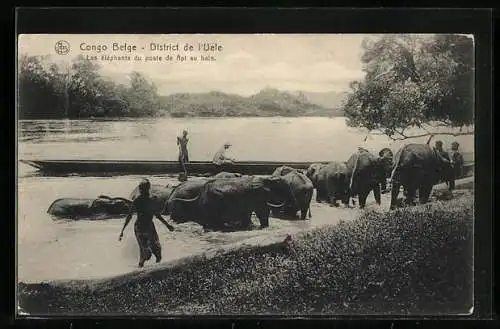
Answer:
18 177 474 315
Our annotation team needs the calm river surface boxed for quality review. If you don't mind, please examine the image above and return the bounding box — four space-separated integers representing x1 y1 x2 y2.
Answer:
17 117 474 283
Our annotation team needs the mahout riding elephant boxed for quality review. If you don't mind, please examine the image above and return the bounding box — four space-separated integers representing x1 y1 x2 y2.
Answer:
305 163 328 202
271 166 314 220
47 195 132 219
389 143 455 210
345 148 388 209
129 183 177 214
311 162 351 207
166 176 287 231
212 172 243 179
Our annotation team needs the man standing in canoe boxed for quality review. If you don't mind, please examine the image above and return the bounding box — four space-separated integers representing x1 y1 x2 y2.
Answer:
177 130 189 180
213 142 236 166
118 179 175 268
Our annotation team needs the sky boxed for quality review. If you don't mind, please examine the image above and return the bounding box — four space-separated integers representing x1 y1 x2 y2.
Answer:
18 34 429 96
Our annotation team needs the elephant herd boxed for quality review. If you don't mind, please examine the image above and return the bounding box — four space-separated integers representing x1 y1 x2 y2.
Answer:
47 143 456 231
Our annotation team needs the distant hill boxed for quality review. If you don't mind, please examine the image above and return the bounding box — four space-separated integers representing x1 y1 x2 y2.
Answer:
289 90 348 115
158 88 345 117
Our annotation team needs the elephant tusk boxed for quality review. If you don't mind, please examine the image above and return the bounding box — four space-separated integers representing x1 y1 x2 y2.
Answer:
97 195 113 200
109 197 133 204
171 195 200 202
267 201 286 208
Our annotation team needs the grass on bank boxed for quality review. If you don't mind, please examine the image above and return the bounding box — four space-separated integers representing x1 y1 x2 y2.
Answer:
19 189 474 316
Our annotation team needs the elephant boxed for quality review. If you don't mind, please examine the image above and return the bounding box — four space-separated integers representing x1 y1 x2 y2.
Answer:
305 163 328 202
271 166 314 220
212 172 243 179
129 183 178 214
166 176 287 231
165 179 210 224
389 143 455 210
47 195 132 219
311 162 351 207
345 148 389 208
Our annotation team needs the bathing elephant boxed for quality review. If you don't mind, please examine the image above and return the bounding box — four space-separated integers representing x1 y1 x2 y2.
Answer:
305 163 328 202
271 166 314 220
313 162 351 207
212 172 243 179
345 148 388 209
47 195 132 219
129 183 177 214
166 176 287 231
389 143 455 210
165 179 211 224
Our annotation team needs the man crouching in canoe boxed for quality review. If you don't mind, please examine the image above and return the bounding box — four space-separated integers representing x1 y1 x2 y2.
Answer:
119 179 175 268
213 142 236 170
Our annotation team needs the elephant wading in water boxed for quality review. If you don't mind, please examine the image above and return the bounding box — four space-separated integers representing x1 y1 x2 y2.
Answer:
165 179 210 224
47 195 132 219
305 163 327 202
167 176 287 231
345 148 390 209
271 166 314 220
308 162 350 207
389 143 455 210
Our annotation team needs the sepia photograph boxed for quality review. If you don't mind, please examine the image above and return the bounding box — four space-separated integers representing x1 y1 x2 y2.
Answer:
16 33 474 316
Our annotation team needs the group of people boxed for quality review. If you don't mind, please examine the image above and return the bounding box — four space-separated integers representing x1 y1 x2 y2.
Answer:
177 129 235 180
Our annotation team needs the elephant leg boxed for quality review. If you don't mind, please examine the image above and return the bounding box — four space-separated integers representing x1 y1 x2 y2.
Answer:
390 179 401 210
303 191 313 220
358 189 370 209
418 183 433 204
255 206 270 228
405 182 417 206
373 184 381 205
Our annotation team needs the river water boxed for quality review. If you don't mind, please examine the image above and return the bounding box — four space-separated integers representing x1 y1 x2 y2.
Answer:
17 117 474 283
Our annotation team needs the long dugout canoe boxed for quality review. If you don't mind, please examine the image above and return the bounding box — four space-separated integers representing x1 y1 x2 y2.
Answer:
19 159 326 176
19 151 474 177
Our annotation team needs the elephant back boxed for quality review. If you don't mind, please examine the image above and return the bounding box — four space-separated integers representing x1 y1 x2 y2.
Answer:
212 172 243 179
47 198 94 215
395 144 439 169
322 161 348 175
283 170 313 190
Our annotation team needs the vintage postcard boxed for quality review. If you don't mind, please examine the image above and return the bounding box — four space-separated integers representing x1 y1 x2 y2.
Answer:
17 33 475 316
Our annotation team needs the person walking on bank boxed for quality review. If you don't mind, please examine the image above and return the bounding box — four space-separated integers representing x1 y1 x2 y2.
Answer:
177 130 189 181
119 179 175 268
449 141 464 189
433 140 454 190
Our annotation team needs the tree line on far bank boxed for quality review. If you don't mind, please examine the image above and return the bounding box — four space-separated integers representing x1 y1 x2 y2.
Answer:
17 54 333 120
18 54 161 119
